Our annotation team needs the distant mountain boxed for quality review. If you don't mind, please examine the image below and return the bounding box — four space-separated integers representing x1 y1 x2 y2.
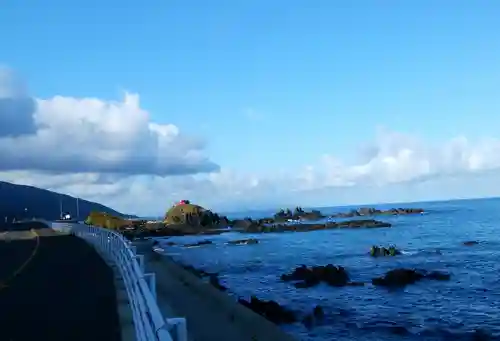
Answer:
0 181 135 221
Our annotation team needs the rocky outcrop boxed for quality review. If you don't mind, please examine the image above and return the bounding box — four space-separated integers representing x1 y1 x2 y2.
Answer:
164 203 226 228
227 238 259 245
280 264 363 288
182 240 213 248
273 207 324 222
334 207 424 218
238 296 297 324
370 245 401 257
235 219 391 234
372 268 450 288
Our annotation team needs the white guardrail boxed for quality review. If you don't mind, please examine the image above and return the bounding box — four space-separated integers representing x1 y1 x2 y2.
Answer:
52 222 188 341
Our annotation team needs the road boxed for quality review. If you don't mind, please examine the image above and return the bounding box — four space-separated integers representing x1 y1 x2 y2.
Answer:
0 222 122 341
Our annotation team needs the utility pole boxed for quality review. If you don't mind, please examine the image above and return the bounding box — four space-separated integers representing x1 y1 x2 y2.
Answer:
76 197 80 220
59 196 63 219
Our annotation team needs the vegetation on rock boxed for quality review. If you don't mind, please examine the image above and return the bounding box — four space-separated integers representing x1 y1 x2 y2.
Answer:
84 211 130 230
164 203 222 227
370 245 401 257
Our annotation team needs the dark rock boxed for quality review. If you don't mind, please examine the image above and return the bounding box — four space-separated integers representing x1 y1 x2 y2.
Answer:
273 207 325 222
463 240 479 246
333 207 424 218
227 238 259 245
238 296 297 324
425 271 451 281
331 219 392 229
182 240 213 248
281 264 351 287
313 305 325 320
372 268 451 287
235 219 392 234
208 274 227 291
370 245 402 257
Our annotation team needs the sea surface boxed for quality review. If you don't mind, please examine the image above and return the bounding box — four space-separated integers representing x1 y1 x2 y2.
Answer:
154 198 500 341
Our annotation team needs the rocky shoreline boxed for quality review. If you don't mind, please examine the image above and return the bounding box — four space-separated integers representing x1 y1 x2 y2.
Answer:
116 206 424 239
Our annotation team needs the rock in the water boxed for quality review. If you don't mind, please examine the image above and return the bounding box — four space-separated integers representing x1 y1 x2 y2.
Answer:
281 264 351 287
234 219 392 234
372 268 451 287
238 296 297 324
463 240 479 246
370 245 402 257
182 240 213 248
334 207 424 218
227 238 259 245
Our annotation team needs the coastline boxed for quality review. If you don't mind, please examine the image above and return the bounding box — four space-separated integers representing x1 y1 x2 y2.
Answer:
134 240 297 341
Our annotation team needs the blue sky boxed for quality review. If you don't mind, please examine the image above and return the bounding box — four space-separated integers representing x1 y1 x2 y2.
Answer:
1 1 500 214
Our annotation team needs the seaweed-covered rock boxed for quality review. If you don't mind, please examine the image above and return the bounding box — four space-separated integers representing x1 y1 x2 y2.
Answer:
370 245 401 257
372 268 451 287
280 264 351 288
238 296 297 324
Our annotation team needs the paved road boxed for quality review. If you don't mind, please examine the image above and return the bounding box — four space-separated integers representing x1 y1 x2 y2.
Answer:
0 222 122 341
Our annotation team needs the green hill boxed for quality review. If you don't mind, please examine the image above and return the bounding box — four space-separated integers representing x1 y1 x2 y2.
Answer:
0 181 132 221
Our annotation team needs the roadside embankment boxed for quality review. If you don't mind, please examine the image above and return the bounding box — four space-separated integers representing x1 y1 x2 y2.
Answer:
134 240 297 341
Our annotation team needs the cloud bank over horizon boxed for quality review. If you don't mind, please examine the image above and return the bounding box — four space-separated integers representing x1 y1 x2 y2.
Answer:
1 66 500 215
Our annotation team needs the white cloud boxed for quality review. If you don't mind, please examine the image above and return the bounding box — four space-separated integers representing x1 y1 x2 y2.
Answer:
5 126 500 216
0 67 219 176
2 66 500 216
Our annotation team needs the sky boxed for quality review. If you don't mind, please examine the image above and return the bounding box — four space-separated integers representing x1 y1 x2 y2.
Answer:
1 1 500 215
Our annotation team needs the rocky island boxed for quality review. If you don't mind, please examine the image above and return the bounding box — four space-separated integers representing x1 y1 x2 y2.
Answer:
83 200 425 239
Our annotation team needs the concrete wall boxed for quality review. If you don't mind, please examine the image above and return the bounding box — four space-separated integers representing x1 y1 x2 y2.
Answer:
139 246 298 341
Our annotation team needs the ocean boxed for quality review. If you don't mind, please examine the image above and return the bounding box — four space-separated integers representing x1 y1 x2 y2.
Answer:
154 198 500 341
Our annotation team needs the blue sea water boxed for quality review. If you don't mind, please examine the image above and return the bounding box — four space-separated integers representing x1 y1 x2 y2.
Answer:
155 198 500 341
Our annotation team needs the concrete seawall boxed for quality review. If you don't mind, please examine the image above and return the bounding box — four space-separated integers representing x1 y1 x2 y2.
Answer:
134 241 297 341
